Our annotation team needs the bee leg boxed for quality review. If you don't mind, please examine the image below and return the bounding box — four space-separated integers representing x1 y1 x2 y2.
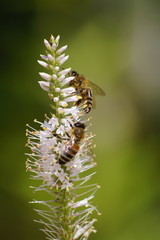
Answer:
75 99 82 106
53 133 69 141
65 131 70 139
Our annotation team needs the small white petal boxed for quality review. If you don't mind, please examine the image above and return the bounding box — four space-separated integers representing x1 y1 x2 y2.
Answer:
59 55 69 65
55 35 60 43
65 96 78 102
40 54 48 61
55 66 60 71
61 87 75 93
55 170 68 182
52 43 57 50
63 106 79 116
57 45 68 54
58 75 65 81
62 77 75 86
50 35 55 42
38 81 50 91
58 108 64 114
61 180 73 190
73 219 97 239
56 125 65 135
48 117 59 127
37 60 48 68
47 54 54 61
44 39 51 50
59 68 71 75
52 74 57 80
53 97 59 102
39 72 51 81
57 53 65 61
61 118 73 128
59 101 68 107
71 196 94 208
55 88 61 92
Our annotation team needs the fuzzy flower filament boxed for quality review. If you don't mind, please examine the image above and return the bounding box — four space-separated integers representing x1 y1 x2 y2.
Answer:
26 35 100 240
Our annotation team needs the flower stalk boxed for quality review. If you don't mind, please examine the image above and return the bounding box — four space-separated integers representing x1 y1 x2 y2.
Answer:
26 35 100 240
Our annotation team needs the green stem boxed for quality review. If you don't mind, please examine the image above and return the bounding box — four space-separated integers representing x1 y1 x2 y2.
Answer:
60 189 73 240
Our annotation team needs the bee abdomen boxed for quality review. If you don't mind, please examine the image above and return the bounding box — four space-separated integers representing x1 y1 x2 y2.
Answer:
83 97 93 113
59 152 72 164
59 146 79 165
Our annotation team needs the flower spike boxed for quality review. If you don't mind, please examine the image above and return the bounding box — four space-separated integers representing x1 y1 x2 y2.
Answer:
26 35 100 240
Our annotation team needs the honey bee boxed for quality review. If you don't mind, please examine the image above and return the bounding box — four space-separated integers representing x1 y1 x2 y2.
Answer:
58 122 85 165
69 71 106 113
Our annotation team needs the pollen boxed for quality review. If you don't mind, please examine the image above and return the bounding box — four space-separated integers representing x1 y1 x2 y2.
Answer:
82 104 87 109
77 96 82 100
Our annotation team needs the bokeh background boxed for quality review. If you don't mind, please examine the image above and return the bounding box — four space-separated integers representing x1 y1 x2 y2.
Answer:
1 0 160 240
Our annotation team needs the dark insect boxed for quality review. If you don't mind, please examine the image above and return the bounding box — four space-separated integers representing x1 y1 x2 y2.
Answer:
69 71 106 114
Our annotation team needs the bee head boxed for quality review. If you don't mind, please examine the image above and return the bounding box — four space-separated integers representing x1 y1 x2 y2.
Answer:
74 122 85 129
71 71 79 76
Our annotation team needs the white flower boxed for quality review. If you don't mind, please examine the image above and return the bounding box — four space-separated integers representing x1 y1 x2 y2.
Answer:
73 219 97 239
38 81 50 91
59 67 71 75
52 164 61 173
55 66 59 71
54 142 63 153
59 55 69 65
65 96 79 102
55 87 61 92
59 101 68 107
39 129 52 141
44 39 51 50
61 180 73 190
55 169 68 182
53 97 59 102
61 76 75 86
56 125 65 135
39 72 51 81
57 53 65 61
56 45 68 54
52 74 57 80
58 75 65 81
61 118 72 128
55 35 60 43
61 87 75 95
48 117 59 128
41 171 52 183
63 106 80 118
40 54 48 61
47 54 54 61
52 43 57 51
37 60 48 68
69 196 94 209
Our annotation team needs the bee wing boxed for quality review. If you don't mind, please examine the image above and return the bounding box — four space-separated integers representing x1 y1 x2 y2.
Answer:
89 81 106 96
92 94 96 109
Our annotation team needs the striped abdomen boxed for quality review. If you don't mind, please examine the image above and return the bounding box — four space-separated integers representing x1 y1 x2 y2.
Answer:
82 89 93 114
75 88 93 114
59 143 80 165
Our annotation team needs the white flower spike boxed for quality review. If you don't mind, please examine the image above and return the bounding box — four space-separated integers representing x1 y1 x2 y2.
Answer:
26 35 100 240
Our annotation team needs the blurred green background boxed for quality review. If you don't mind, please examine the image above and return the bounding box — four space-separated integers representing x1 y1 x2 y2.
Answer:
1 0 160 239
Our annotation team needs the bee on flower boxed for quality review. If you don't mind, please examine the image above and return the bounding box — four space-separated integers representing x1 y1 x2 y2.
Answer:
26 35 100 240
